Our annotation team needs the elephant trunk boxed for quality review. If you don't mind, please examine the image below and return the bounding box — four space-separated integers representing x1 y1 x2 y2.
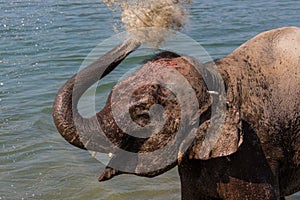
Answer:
52 39 141 150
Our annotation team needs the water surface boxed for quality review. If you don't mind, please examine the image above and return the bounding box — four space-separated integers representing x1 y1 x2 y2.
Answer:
1 0 299 199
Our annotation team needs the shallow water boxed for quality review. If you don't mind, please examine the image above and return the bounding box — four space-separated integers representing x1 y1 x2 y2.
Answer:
1 0 300 199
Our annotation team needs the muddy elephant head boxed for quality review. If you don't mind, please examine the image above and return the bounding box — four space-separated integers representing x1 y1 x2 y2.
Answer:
53 39 243 181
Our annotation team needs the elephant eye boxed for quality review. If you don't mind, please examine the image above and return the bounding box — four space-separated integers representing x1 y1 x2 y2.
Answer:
137 113 150 120
133 112 151 127
129 103 152 126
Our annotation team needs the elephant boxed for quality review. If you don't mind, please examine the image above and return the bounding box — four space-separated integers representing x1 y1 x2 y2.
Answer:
53 26 300 199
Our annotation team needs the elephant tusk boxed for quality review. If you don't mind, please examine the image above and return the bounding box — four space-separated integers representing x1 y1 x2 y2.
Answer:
208 90 219 95
108 152 114 158
178 150 183 165
91 151 97 158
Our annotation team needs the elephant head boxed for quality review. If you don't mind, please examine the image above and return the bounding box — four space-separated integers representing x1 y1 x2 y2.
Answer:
53 39 243 181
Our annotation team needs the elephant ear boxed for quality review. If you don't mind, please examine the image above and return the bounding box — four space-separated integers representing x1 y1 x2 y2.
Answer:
188 70 243 160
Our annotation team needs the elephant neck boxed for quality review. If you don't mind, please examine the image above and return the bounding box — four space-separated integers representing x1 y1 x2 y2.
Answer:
209 56 243 109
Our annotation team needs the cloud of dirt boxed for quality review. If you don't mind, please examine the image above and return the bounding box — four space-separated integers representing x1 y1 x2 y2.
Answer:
103 0 192 47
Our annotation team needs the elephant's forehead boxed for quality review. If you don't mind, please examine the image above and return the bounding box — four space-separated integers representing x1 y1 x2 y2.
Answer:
110 55 208 109
119 57 193 86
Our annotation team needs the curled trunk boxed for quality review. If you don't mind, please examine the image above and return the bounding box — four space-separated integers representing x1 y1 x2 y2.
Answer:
52 39 141 151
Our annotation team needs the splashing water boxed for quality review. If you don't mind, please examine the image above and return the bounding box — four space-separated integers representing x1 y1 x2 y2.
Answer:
103 0 192 47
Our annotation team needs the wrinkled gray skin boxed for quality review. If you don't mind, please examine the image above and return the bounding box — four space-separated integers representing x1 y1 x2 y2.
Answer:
53 27 300 199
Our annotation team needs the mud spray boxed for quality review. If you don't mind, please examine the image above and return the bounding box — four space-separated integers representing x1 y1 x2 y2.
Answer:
103 0 192 47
